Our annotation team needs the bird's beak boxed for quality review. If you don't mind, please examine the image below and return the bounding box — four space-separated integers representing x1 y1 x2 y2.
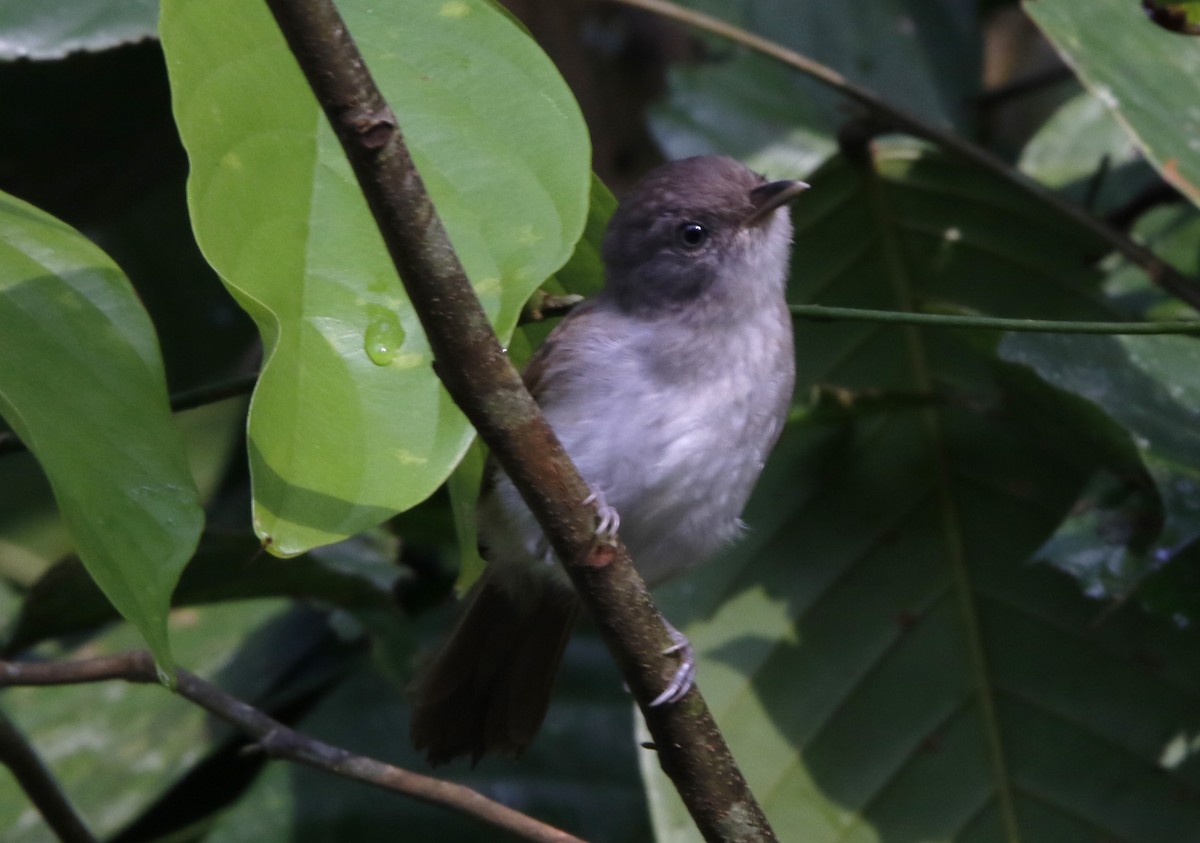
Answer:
742 179 810 227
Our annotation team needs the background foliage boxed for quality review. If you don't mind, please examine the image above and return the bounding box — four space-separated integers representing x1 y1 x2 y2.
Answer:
2 1 1199 842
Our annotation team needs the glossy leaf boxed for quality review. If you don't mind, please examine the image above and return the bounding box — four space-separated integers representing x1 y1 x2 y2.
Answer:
651 0 979 176
0 190 203 669
159 0 591 554
643 144 1200 841
1026 0 1200 206
0 0 157 60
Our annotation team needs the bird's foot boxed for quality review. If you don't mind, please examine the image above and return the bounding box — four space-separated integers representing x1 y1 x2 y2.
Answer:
650 620 696 706
583 487 621 545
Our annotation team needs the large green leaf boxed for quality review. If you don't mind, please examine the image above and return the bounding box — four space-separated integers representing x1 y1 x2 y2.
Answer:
651 0 980 176
159 0 591 555
0 0 158 60
1025 0 1200 207
642 144 1200 841
1001 333 1200 600
0 190 203 669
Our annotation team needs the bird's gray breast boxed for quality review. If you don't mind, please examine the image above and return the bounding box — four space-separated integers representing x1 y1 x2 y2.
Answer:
557 304 795 584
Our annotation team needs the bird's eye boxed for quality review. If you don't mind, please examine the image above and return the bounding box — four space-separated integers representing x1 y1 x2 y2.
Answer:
676 222 708 250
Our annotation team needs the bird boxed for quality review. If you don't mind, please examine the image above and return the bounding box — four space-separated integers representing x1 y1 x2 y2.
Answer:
410 155 805 766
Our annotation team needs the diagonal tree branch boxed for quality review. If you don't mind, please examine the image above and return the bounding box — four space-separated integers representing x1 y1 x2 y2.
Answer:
0 652 585 843
261 0 777 840
0 707 98 843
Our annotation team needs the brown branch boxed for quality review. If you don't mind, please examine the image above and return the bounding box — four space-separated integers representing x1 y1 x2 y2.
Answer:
0 707 98 843
608 0 1200 312
0 653 585 843
261 0 776 841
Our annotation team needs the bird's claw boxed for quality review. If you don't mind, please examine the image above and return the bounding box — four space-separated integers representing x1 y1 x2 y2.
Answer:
650 622 696 706
583 488 621 545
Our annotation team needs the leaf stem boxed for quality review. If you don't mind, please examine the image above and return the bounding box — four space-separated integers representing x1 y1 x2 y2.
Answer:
607 0 1200 311
791 305 1200 334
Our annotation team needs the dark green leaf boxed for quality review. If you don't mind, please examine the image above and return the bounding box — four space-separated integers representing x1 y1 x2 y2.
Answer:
1026 0 1200 206
652 0 980 175
0 190 203 670
1001 333 1200 597
643 144 1200 840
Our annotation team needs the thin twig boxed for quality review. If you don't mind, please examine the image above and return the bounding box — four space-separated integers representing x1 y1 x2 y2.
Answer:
0 653 585 843
790 305 1200 334
0 707 98 843
608 0 1200 311
261 0 777 840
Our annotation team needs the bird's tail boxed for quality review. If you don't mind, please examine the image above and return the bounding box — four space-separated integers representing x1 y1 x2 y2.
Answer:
409 571 579 766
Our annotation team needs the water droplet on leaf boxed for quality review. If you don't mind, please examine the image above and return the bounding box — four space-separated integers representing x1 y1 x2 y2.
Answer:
364 304 407 366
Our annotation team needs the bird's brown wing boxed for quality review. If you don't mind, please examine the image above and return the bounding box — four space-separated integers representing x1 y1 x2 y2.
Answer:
411 299 599 766
478 297 600 497
518 296 600 403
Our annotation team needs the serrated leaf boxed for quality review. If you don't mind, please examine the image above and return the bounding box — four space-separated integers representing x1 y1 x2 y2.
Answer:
0 190 203 670
159 0 591 555
0 0 158 60
642 145 1200 841
1025 0 1200 206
